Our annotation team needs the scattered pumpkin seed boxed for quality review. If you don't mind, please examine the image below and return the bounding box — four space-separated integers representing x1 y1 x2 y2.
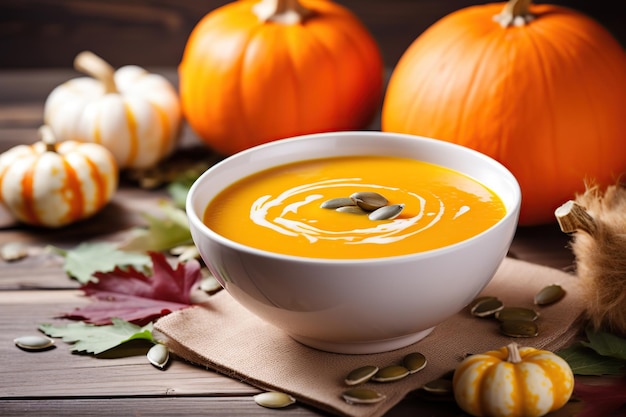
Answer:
470 295 498 307
471 297 504 317
1 242 28 262
422 377 453 394
372 365 410 382
345 365 379 386
170 244 199 262
534 284 566 306
147 343 169 369
342 387 386 405
402 352 427 374
500 319 539 337
336 206 367 215
368 204 405 221
350 191 389 211
495 307 540 322
321 197 355 209
200 272 223 294
14 335 55 351
253 391 296 409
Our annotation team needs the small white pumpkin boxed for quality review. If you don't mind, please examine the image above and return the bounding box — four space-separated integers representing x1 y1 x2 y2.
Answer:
0 126 118 228
452 343 574 417
44 51 182 169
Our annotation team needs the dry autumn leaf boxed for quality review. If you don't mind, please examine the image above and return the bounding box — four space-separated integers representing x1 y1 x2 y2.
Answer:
63 252 202 325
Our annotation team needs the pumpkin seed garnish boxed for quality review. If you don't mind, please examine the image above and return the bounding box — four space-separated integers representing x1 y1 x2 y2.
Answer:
326 191 407 222
495 306 540 322
350 191 389 211
253 391 296 409
402 352 427 374
345 365 379 386
422 377 453 394
336 205 368 215
470 297 504 317
321 197 356 209
534 284 566 306
14 335 55 351
147 343 170 369
500 319 539 337
368 204 405 221
372 365 410 382
342 387 386 405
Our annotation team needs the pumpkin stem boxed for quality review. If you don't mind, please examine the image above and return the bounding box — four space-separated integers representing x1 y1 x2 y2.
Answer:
73 51 118 94
493 0 535 28
506 343 523 363
555 200 597 236
253 0 313 24
39 125 57 153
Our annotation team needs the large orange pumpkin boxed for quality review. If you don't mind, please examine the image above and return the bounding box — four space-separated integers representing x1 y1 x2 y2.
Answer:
382 0 626 225
179 0 384 156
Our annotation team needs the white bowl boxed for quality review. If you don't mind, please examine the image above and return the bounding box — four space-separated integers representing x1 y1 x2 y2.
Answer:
187 131 521 354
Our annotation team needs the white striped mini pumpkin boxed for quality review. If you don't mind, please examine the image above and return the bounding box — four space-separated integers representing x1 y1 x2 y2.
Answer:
452 343 574 417
44 51 182 169
0 126 118 228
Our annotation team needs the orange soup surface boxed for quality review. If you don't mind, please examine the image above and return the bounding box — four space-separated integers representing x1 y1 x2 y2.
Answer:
203 156 507 259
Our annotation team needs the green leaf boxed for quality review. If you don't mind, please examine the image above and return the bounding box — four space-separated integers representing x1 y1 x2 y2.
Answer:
167 181 191 209
557 343 626 376
39 319 155 355
49 242 152 284
118 201 192 253
167 163 209 209
582 327 626 361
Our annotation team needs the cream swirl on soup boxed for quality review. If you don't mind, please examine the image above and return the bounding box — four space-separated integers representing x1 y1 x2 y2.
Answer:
250 178 454 244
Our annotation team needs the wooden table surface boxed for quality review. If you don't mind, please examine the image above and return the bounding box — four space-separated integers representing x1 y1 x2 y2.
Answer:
0 68 604 417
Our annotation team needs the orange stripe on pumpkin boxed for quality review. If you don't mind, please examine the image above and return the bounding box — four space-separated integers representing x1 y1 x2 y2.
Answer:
93 114 103 145
153 104 170 158
62 159 84 222
124 103 139 166
20 162 39 225
84 156 107 209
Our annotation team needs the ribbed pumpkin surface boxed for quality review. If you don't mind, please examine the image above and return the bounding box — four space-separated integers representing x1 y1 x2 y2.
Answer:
382 2 626 225
179 0 384 155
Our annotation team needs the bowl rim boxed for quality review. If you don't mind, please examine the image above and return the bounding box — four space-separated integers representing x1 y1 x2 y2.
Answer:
186 131 521 265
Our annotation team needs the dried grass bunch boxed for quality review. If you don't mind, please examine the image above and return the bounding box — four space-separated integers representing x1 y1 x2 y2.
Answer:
555 184 626 336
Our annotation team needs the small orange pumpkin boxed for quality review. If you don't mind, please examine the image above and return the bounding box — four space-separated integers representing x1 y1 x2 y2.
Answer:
382 0 626 225
0 126 118 228
179 0 384 156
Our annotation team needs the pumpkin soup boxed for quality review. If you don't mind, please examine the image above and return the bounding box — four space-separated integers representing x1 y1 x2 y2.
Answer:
203 156 506 259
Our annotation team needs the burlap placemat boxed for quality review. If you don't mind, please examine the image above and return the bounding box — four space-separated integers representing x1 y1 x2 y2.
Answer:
154 257 585 417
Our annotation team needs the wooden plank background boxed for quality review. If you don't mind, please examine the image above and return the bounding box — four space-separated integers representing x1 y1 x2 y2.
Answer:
1 0 624 70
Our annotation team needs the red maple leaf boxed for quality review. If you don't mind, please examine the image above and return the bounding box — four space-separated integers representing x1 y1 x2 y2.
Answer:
63 252 202 325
